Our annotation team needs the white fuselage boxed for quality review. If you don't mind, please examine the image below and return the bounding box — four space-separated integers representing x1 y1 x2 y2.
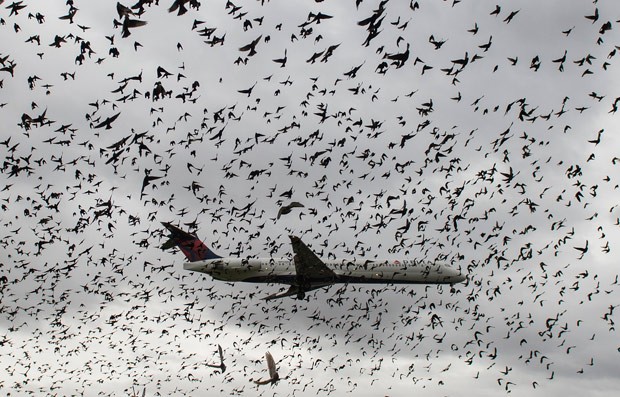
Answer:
183 257 465 285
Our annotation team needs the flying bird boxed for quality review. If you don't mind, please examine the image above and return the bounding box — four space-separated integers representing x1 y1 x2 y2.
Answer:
6 1 27 16
140 169 164 199
168 0 201 16
277 202 304 219
116 2 135 18
206 344 226 373
239 35 262 56
92 112 121 130
119 16 148 38
253 352 279 385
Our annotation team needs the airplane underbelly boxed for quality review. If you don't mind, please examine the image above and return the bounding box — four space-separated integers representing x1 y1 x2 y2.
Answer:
332 268 441 284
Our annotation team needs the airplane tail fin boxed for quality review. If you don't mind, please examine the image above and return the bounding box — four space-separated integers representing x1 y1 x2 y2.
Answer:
161 222 222 262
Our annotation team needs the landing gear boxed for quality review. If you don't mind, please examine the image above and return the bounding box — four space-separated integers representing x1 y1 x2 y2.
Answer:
296 291 306 300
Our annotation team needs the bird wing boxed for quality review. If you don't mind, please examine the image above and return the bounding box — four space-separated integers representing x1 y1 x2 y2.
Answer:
117 2 134 18
93 112 120 129
239 35 261 51
218 344 224 362
125 18 148 28
265 352 278 379
168 0 180 12
107 112 121 123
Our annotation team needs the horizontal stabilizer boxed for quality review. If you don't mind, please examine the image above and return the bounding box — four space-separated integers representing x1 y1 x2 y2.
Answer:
263 285 303 301
262 283 331 301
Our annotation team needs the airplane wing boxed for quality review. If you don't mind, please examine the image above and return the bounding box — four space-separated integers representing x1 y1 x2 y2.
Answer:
263 236 336 301
289 235 336 281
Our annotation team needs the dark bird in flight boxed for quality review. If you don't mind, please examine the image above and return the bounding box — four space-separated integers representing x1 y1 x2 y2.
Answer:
92 112 121 130
58 6 78 23
6 1 27 16
238 82 257 97
169 0 201 16
573 240 589 259
129 387 146 397
584 7 598 23
140 169 163 199
273 49 287 67
118 16 148 38
277 202 304 219
49 35 67 48
239 35 262 56
157 66 172 78
467 22 479 34
116 2 135 19
299 12 333 28
503 9 520 24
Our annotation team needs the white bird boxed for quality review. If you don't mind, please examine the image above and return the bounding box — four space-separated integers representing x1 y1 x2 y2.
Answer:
253 352 279 385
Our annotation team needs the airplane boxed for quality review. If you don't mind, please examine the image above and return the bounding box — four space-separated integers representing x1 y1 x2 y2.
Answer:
161 222 466 300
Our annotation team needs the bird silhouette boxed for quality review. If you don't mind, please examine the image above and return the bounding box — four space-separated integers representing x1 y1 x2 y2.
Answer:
118 16 147 38
92 112 121 130
239 35 262 56
277 202 304 219
140 169 164 199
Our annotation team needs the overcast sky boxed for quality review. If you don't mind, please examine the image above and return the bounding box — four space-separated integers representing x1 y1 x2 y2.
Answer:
1 0 619 396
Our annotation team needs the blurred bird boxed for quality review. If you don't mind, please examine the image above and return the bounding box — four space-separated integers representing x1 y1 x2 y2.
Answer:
277 202 304 219
253 352 279 385
140 169 163 199
206 344 226 373
239 35 262 56
118 16 147 38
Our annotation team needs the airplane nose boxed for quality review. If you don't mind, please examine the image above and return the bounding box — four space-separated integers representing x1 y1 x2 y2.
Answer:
446 267 466 283
452 272 466 283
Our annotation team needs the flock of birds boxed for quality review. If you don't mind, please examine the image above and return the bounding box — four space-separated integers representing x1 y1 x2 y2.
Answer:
1 0 619 395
